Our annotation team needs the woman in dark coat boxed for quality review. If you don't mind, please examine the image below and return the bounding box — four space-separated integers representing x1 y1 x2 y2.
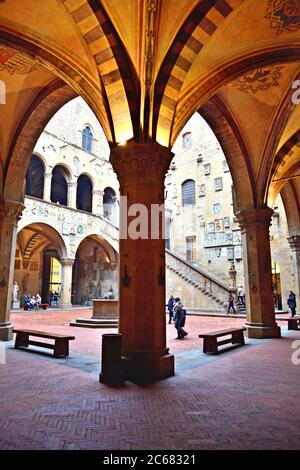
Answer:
287 291 297 317
167 295 175 324
173 298 184 339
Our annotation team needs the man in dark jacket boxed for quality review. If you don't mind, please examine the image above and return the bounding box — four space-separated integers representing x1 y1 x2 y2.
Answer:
287 291 297 317
167 295 175 324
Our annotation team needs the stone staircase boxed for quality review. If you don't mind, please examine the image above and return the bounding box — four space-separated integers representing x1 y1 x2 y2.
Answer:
166 249 236 311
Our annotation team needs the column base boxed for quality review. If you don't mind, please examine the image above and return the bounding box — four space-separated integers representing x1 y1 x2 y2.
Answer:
122 350 175 384
245 322 281 339
60 304 73 309
0 323 13 341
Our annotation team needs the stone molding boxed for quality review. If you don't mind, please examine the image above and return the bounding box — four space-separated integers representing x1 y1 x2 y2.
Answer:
236 207 274 232
60 259 75 267
110 142 173 185
0 200 25 226
288 235 300 251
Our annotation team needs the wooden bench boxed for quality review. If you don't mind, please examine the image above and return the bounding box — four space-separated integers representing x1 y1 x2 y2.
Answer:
279 316 300 331
199 327 247 354
23 303 48 311
14 329 75 357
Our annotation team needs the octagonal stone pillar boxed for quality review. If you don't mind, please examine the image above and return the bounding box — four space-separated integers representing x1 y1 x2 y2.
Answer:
68 182 77 209
110 142 174 382
92 189 104 216
236 207 281 339
0 200 24 340
60 259 75 308
43 172 52 202
287 235 300 303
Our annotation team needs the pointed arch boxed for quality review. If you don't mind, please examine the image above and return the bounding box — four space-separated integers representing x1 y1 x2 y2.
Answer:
270 130 300 184
198 95 255 210
63 0 141 143
0 27 112 140
281 180 300 236
172 43 300 147
4 80 76 201
153 0 241 146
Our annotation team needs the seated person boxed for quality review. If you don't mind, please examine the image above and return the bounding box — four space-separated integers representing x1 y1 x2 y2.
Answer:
35 294 41 308
29 296 37 309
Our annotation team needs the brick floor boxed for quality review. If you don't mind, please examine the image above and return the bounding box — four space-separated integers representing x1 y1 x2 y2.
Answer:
0 310 299 450
10 309 282 356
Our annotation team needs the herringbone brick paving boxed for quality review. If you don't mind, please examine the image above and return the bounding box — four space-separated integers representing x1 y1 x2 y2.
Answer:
0 311 299 449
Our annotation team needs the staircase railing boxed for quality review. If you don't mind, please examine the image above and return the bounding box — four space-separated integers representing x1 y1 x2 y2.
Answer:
166 249 235 309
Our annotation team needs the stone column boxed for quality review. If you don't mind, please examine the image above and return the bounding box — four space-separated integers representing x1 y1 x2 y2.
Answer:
43 172 52 202
236 207 281 338
68 182 77 209
60 259 75 308
92 189 104 216
110 142 174 382
287 235 300 303
0 200 24 340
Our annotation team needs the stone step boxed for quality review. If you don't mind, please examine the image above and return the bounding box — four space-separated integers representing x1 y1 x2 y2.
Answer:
70 317 118 328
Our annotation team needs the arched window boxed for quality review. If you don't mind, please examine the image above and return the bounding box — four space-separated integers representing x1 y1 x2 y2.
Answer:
25 155 45 199
51 166 69 206
103 187 117 222
82 125 93 152
182 132 192 149
182 180 195 206
76 174 93 213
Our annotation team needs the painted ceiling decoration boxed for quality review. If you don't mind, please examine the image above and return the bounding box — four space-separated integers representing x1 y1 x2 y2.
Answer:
265 0 300 34
0 43 40 75
229 66 283 94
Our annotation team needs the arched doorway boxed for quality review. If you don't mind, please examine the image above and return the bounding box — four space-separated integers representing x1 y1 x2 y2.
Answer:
76 174 93 213
72 235 118 305
82 125 94 153
41 251 61 304
103 187 117 224
25 155 45 199
51 165 70 206
15 223 67 306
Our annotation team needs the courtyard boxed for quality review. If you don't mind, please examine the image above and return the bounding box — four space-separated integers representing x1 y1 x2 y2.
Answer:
0 311 299 450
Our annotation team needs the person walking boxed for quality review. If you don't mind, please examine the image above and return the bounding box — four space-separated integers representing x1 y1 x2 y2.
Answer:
173 297 185 339
237 285 244 305
181 306 188 337
287 291 297 317
227 293 236 314
167 295 175 324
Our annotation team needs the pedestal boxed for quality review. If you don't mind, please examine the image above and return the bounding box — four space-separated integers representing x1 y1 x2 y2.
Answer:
0 323 13 341
11 300 20 310
92 299 118 319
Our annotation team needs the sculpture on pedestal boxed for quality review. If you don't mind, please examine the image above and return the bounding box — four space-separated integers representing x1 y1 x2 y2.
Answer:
12 281 19 301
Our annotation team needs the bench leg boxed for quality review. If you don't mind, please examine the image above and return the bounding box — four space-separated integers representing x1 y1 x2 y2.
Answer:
54 339 69 357
203 337 218 354
232 331 245 345
15 332 29 348
288 320 298 330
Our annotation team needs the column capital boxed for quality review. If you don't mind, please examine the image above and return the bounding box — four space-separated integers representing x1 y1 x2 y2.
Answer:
110 142 174 185
60 259 75 267
93 189 104 196
236 207 274 231
288 235 300 251
0 200 25 225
